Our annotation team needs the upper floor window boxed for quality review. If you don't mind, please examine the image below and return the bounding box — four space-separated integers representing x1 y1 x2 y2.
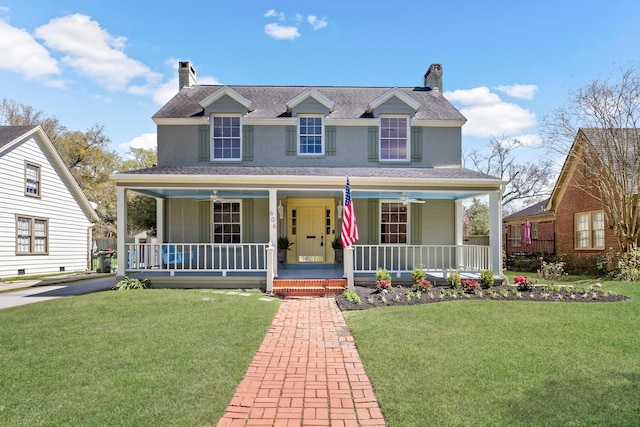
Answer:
380 201 408 244
211 116 241 160
16 216 48 254
575 211 605 249
380 116 409 161
213 201 241 243
25 162 41 197
298 116 324 155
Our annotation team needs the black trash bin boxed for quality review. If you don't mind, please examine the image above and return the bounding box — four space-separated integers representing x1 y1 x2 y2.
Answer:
96 250 113 273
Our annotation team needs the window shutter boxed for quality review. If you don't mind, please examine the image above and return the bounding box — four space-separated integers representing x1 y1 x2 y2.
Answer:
242 125 254 161
368 199 379 244
286 126 297 156
411 204 422 244
242 200 253 242
368 126 379 162
198 124 210 161
411 126 422 162
198 201 211 242
325 126 336 156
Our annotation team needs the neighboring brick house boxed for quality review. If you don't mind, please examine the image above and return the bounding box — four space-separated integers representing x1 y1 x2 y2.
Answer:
111 62 505 290
545 128 624 270
503 198 555 259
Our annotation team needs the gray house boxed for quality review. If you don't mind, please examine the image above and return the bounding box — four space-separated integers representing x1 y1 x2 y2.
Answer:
112 62 503 292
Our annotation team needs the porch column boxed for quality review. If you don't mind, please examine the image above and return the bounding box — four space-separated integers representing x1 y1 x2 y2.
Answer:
156 198 164 244
454 199 464 271
344 246 355 290
268 189 278 277
489 190 503 275
116 186 127 277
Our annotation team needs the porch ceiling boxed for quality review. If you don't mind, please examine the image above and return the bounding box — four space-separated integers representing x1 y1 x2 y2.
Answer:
130 187 486 201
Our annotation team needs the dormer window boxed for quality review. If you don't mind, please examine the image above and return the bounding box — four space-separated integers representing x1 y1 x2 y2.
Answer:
211 115 241 160
380 116 410 161
298 115 324 155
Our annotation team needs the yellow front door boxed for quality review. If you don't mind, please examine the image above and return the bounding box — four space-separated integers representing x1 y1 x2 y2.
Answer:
298 206 325 262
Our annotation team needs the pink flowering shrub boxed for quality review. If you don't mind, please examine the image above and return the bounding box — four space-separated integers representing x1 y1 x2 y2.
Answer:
514 275 535 291
461 279 479 292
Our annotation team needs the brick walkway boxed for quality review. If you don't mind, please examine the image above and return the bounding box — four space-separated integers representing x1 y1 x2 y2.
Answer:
216 297 386 427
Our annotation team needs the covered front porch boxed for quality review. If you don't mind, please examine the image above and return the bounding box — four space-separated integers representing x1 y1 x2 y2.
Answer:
113 167 504 290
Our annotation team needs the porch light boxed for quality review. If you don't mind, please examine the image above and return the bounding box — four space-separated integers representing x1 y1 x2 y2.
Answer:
277 201 284 219
337 200 343 219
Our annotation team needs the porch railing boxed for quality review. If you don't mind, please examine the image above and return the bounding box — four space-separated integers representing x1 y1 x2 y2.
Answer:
353 244 490 277
125 243 268 273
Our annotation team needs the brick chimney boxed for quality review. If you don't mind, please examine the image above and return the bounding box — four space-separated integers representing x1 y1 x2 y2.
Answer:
423 64 442 92
178 61 197 90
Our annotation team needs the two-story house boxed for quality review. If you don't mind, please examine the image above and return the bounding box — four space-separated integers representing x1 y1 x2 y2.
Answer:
112 62 504 291
0 125 98 279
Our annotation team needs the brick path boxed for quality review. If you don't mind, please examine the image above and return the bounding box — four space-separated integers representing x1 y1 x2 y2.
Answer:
216 297 386 426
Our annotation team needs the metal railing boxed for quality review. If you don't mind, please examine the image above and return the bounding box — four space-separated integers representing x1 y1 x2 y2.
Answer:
125 243 268 273
353 244 490 276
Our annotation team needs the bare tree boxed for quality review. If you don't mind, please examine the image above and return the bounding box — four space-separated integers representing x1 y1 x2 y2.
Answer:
0 98 66 141
466 136 553 210
544 64 640 252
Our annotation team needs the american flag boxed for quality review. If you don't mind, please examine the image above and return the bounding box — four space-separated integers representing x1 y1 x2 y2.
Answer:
341 176 359 248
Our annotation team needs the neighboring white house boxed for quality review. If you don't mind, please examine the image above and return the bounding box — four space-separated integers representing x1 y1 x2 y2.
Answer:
0 125 99 279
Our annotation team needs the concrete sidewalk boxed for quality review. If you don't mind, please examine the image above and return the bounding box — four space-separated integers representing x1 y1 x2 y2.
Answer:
0 273 116 309
217 297 386 426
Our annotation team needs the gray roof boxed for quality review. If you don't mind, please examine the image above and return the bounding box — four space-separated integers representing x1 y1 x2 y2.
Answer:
153 85 466 121
118 165 496 180
504 198 550 220
0 125 37 149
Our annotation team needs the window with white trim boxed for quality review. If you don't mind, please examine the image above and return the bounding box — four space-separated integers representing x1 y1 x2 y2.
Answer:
298 116 323 155
25 162 41 197
16 216 48 254
212 201 241 243
211 116 241 160
380 116 409 161
511 224 521 247
575 211 605 249
380 202 408 244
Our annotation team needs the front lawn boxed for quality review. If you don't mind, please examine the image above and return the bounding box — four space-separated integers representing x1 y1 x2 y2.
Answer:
343 281 640 426
0 289 281 427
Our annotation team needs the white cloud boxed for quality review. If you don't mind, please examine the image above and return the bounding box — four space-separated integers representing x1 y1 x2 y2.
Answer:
0 19 60 79
264 9 285 21
445 86 536 137
264 23 300 40
34 14 162 91
0 6 10 12
307 15 328 30
119 132 157 154
512 133 543 148
495 84 538 100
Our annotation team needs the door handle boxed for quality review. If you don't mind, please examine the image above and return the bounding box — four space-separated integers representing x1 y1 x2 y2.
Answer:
320 235 324 247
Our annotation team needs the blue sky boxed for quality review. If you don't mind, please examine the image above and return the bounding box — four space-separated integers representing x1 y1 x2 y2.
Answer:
1 0 639 161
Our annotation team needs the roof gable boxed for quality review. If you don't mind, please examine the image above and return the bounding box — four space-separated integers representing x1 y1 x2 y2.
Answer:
367 87 421 114
286 88 335 114
0 125 99 222
199 86 254 112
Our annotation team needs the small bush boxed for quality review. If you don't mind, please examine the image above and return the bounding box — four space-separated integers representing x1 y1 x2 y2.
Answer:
112 276 150 290
411 264 432 292
448 269 461 289
375 268 392 291
513 275 535 291
342 289 361 304
511 256 540 272
480 269 494 288
537 259 566 285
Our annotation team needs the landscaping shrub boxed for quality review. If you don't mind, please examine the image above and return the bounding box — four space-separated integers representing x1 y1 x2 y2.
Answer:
538 259 566 285
375 268 392 291
480 269 494 288
112 276 150 290
511 256 540 272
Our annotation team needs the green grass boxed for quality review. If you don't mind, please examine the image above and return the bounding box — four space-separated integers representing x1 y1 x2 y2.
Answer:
344 281 640 426
0 289 280 427
503 269 599 285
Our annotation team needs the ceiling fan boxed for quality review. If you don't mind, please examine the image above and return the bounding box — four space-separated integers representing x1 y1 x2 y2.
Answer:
199 190 225 203
400 194 425 205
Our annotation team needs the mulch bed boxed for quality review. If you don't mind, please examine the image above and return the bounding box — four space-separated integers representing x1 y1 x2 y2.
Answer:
335 284 630 311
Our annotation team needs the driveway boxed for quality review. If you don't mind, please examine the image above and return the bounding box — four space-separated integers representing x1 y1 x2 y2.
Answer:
0 274 116 310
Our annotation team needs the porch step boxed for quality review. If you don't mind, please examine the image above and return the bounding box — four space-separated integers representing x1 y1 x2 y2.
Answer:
272 278 347 298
